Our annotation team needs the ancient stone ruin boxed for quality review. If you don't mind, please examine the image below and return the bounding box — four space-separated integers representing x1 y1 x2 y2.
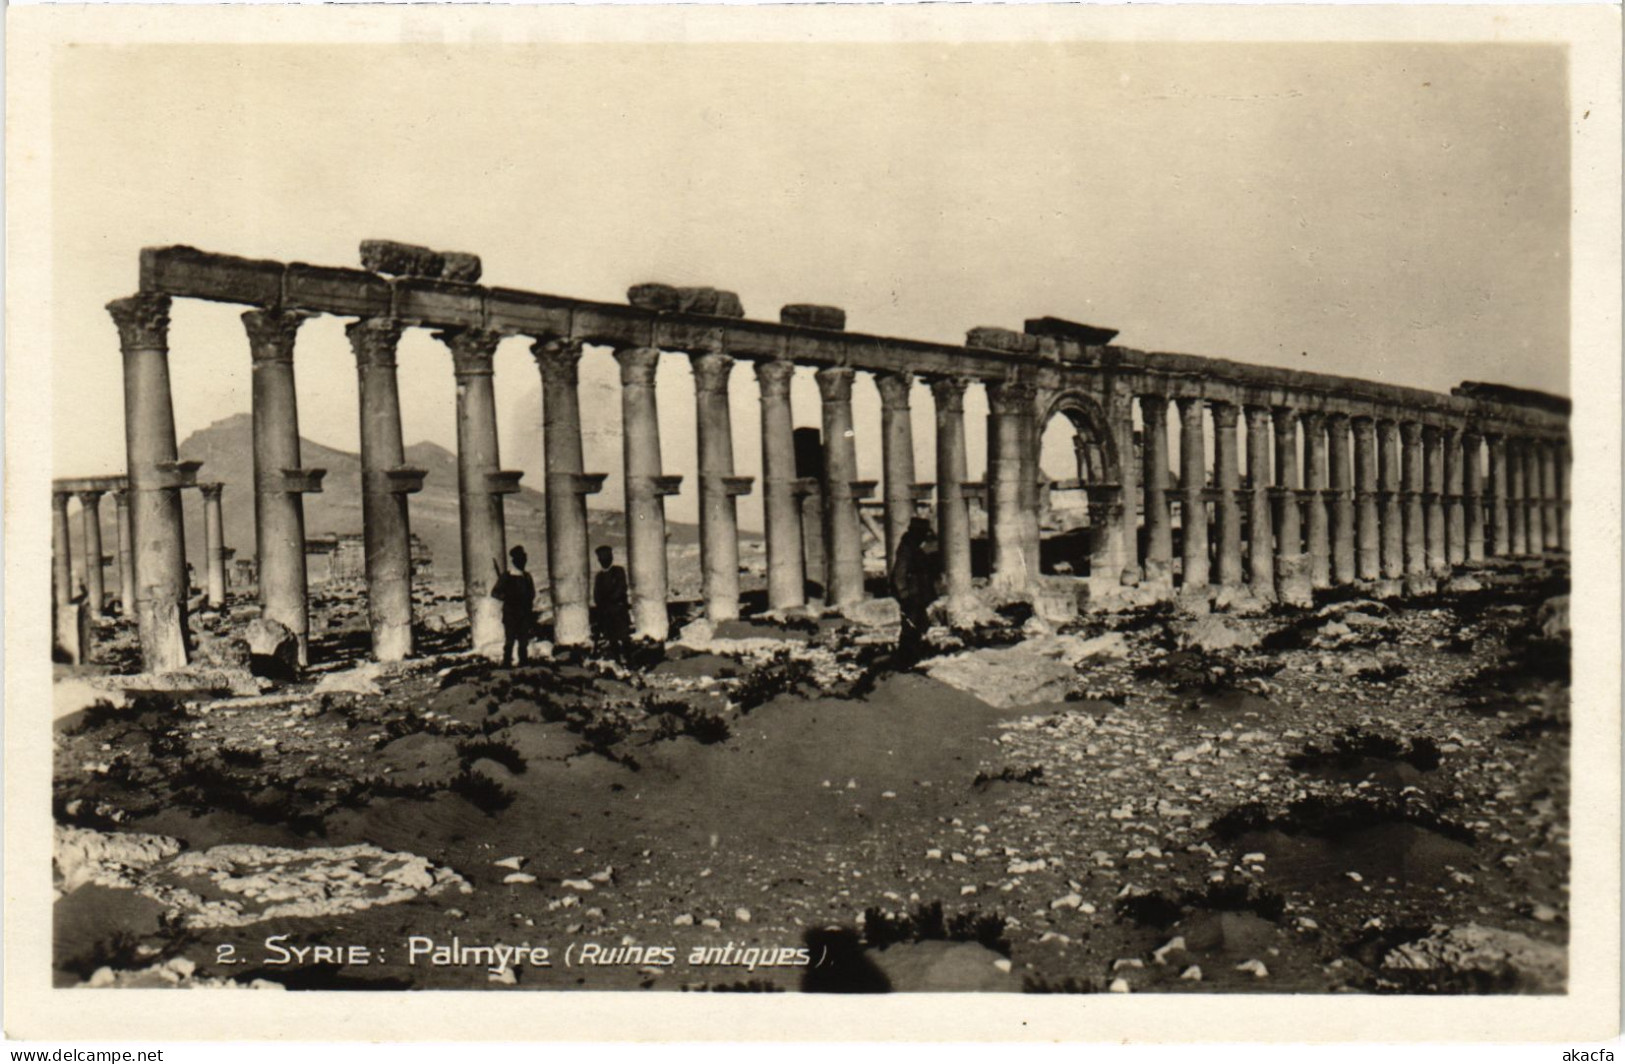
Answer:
60 240 1571 673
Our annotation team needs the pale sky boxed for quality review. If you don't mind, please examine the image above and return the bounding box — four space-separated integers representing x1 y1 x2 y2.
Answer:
51 41 1570 528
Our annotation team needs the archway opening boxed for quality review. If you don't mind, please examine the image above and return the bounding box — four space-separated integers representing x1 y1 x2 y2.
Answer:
1035 396 1120 578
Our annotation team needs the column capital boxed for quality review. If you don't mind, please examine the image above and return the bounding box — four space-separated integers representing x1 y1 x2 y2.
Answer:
1271 405 1300 426
929 375 970 411
435 326 505 377
690 350 735 395
74 489 104 506
531 336 584 383
1244 404 1273 427
874 371 914 410
107 293 172 351
112 488 130 505
242 308 313 362
1210 400 1240 429
1400 421 1424 444
1300 409 1327 430
1141 394 1170 422
1325 411 1351 427
1175 395 1205 416
754 358 795 396
1441 424 1461 442
52 490 71 508
346 317 403 369
815 364 856 403
198 482 225 501
1421 423 1442 443
987 378 1038 413
1482 431 1505 445
1462 429 1484 446
1352 415 1378 437
616 345 662 385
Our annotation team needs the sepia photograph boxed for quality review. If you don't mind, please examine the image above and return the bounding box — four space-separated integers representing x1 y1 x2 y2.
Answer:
5 1 1620 1046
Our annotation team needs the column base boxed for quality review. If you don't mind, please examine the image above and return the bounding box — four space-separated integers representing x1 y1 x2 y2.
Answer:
1273 553 1314 608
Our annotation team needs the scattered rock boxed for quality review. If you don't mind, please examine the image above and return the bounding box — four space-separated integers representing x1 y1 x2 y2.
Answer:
1535 595 1569 641
1381 925 1565 993
1178 615 1259 652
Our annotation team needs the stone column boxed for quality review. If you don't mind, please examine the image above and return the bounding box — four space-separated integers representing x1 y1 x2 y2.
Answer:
438 327 512 657
110 293 190 671
1272 407 1310 603
1302 411 1330 589
1211 402 1243 587
988 380 1037 593
1112 393 1140 586
113 489 136 616
1524 438 1547 552
1142 395 1174 586
932 377 974 601
876 372 918 572
244 308 320 664
754 359 803 613
1443 426 1465 566
534 338 594 646
1507 437 1528 555
76 491 108 615
1422 426 1447 575
1018 401 1043 581
199 483 227 609
52 491 73 611
692 350 749 622
1378 420 1405 579
1486 434 1509 556
1352 417 1381 581
1557 441 1571 552
1400 422 1426 577
615 346 678 638
1176 397 1209 589
1245 406 1275 593
349 318 421 662
1539 440 1560 551
1462 432 1485 561
1326 414 1356 585
817 366 865 607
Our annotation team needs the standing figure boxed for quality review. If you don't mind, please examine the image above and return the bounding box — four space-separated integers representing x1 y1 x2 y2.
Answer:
889 517 939 665
492 545 536 667
592 545 632 660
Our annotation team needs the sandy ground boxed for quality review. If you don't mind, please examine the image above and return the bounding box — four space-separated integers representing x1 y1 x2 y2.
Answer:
51 559 1569 994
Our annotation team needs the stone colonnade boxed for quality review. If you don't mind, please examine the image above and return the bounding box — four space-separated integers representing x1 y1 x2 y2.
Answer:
101 242 1572 672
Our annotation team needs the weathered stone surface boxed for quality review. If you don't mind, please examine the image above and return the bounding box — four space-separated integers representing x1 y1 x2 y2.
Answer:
1275 553 1315 608
52 677 130 723
1444 574 1484 593
312 661 385 696
1535 594 1569 640
867 940 1018 992
676 287 745 318
779 304 846 331
55 825 183 894
360 239 444 279
627 283 680 311
1178 614 1260 652
1403 573 1438 598
842 597 901 629
243 617 299 675
438 251 482 284
194 633 252 669
965 326 1039 354
1382 925 1565 993
1213 585 1271 615
926 634 1113 708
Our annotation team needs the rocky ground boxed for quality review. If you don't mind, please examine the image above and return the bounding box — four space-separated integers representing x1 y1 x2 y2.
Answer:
51 559 1570 994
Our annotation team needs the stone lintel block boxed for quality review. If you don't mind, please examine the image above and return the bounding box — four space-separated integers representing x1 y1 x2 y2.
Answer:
651 474 685 497
910 483 937 502
486 287 574 340
1266 486 1298 498
140 246 284 306
961 481 989 499
360 240 445 279
790 477 821 498
154 460 203 490
780 304 846 331
383 467 428 495
655 320 728 355
284 263 392 318
569 305 648 349
783 332 847 365
722 476 755 497
627 283 680 312
439 252 483 284
391 278 485 329
485 471 525 495
281 468 327 494
966 326 1040 355
53 475 129 495
676 287 745 319
1023 317 1120 347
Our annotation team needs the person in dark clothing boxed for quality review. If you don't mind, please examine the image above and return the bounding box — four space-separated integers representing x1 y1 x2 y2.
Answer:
889 517 939 666
492 545 537 667
592 545 632 660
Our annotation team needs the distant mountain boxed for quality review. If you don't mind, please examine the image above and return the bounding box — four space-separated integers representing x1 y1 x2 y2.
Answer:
61 413 699 592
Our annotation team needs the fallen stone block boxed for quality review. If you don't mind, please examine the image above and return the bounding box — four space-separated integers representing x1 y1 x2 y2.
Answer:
1382 924 1565 993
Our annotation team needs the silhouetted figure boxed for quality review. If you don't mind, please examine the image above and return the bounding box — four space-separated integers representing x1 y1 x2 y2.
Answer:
889 517 938 666
492 545 536 667
592 545 631 660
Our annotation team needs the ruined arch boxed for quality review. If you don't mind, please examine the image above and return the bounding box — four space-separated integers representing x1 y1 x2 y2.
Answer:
1038 390 1121 487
